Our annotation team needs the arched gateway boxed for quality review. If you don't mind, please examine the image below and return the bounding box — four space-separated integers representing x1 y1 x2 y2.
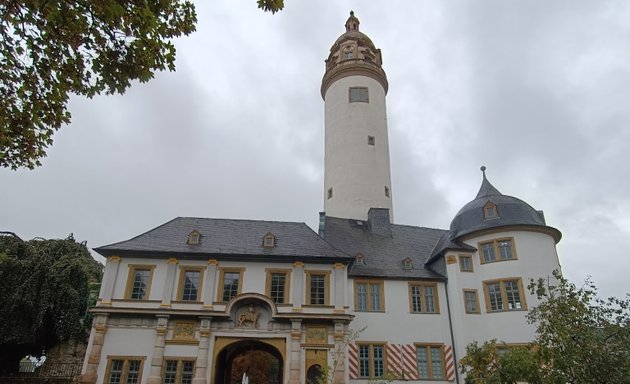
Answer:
215 339 283 384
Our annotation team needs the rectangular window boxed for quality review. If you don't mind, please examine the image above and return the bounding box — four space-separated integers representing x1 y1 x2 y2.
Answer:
416 345 445 380
178 268 203 302
349 87 369 103
483 278 527 312
162 359 194 384
266 269 290 304
463 289 480 314
306 271 330 305
354 280 384 312
409 283 439 314
459 254 473 272
125 265 155 300
367 135 375 146
105 357 145 384
357 344 386 378
218 268 243 303
479 238 517 263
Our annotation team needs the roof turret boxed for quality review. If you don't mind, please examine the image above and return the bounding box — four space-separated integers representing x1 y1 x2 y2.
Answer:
448 167 561 241
321 11 388 98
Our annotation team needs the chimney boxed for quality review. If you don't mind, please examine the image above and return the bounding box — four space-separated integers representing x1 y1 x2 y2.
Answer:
367 208 392 237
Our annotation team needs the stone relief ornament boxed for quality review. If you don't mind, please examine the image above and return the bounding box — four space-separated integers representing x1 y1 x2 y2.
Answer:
237 304 260 328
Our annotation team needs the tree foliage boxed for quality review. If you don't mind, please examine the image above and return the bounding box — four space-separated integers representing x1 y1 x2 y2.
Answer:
527 271 630 384
0 232 103 372
460 271 630 384
0 0 289 170
460 340 542 384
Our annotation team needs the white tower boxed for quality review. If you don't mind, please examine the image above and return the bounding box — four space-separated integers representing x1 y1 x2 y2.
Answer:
322 12 393 221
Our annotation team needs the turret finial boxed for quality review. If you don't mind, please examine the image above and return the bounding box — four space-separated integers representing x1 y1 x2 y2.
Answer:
480 165 487 179
345 10 360 32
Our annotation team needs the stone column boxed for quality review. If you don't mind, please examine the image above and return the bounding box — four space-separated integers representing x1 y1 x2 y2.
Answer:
292 262 304 311
193 317 212 384
333 321 347 384
161 258 178 307
99 256 121 305
289 320 303 384
202 260 218 308
333 263 345 312
147 315 169 384
79 314 109 384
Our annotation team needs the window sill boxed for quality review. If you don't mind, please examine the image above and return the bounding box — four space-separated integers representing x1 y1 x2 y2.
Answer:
487 308 527 313
479 258 518 265
409 311 440 315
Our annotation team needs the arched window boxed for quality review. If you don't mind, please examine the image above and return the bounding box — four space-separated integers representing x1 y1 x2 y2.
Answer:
187 230 201 245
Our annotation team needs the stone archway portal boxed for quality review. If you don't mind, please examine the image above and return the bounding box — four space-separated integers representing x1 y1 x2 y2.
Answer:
214 339 283 384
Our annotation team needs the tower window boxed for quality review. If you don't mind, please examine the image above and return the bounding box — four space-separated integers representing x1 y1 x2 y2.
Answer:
367 136 375 146
384 186 390 198
349 87 369 103
327 188 333 199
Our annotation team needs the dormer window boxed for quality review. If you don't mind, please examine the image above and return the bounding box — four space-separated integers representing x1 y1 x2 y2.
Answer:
187 230 201 245
355 253 365 265
262 233 276 248
403 257 413 270
483 202 498 219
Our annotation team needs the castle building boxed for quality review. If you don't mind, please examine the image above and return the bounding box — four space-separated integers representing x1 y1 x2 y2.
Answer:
81 12 562 384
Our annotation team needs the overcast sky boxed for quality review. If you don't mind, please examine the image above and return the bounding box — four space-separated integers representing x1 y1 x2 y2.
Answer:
1 1 629 299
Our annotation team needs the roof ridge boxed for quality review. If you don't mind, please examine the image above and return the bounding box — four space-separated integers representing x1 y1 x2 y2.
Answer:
178 216 307 225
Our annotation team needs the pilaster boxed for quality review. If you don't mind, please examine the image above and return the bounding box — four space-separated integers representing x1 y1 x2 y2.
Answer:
333 263 346 312
161 258 178 307
147 315 169 384
289 320 303 384
202 260 218 308
79 314 109 384
292 262 304 311
99 256 121 305
193 317 212 384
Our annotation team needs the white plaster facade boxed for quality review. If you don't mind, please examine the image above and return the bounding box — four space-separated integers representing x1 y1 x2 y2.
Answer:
81 12 563 384
324 75 393 222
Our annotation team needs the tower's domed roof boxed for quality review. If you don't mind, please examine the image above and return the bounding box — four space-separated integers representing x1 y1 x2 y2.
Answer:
448 167 561 241
333 11 375 48
321 11 388 98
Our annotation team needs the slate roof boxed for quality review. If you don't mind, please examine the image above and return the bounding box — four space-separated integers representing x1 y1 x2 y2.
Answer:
322 216 447 279
448 175 561 241
95 217 352 261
